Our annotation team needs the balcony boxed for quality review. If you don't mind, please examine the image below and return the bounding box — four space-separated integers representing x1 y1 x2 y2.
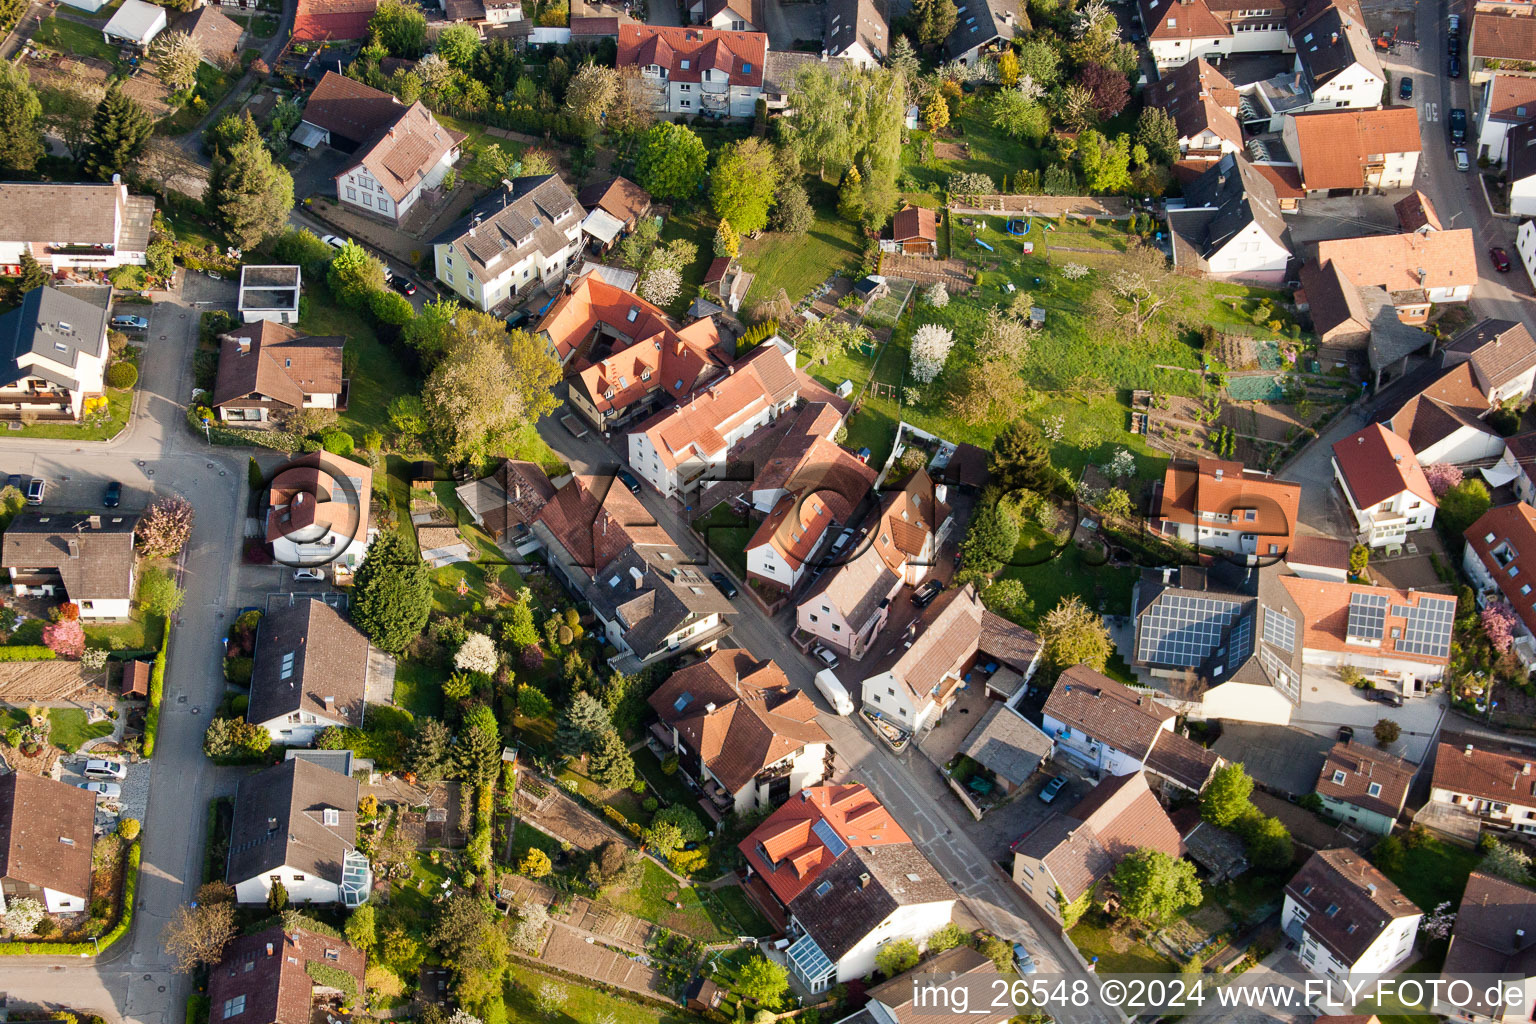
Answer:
47 244 115 257
754 759 793 785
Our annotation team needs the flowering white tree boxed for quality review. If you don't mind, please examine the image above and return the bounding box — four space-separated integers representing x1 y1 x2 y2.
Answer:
454 632 499 674
910 324 956 383
924 281 950 308
3 897 43 935
534 980 568 1016
1419 901 1456 940
447 1011 483 1024
1061 263 1090 280
1106 447 1136 479
1015 74 1045 102
1042 414 1066 442
640 265 681 306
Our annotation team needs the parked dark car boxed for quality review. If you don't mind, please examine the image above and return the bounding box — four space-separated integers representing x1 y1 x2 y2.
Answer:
913 579 943 608
1449 107 1468 143
1448 54 1462 78
103 480 121 508
709 571 738 599
1398 76 1413 100
1492 246 1513 272
390 275 417 296
616 468 641 494
1364 687 1405 707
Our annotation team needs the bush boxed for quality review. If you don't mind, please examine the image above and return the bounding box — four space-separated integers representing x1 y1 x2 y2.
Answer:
0 646 55 662
105 361 139 389
143 627 170 759
320 431 355 456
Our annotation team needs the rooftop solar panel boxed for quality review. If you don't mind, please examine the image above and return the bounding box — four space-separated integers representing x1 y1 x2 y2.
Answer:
1136 592 1244 668
1395 596 1454 658
811 818 849 859
1346 593 1389 640
1262 606 1296 653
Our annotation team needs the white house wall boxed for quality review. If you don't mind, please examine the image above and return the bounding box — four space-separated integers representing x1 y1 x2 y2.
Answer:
1196 680 1295 724
832 900 957 982
234 867 343 905
1414 426 1505 466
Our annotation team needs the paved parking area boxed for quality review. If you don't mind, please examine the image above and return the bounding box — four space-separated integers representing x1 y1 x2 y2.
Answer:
918 684 993 765
1290 671 1446 762
59 756 150 832
959 769 1090 862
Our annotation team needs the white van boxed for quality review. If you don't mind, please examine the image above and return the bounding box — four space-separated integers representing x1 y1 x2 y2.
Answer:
814 669 855 715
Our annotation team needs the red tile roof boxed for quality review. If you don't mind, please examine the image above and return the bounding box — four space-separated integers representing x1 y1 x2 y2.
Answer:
1147 58 1243 153
746 438 874 569
1382 361 1496 453
633 344 799 469
208 926 367 1024
292 0 377 41
1278 575 1455 666
1472 10 1536 61
1288 107 1423 191
739 784 908 905
0 772 95 902
1139 0 1229 41
1285 849 1419 965
1488 75 1536 124
1315 229 1477 296
1156 457 1301 553
891 205 936 243
1433 733 1536 804
1316 741 1414 818
617 24 767 88
535 473 672 575
344 100 464 204
1394 190 1441 232
1464 502 1536 639
1331 422 1437 509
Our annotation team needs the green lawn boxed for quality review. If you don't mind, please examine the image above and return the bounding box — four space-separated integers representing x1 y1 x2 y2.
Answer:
603 859 736 942
157 64 235 136
227 12 279 35
904 102 1047 192
3 387 132 440
657 205 715 320
300 281 417 440
1069 909 1176 974
33 16 118 60
741 179 863 308
503 422 570 478
50 709 114 752
708 883 774 938
509 820 563 864
84 613 162 653
505 973 686 1024
692 503 752 581
1379 836 1482 916
393 658 446 719
997 523 1137 631
633 746 694 807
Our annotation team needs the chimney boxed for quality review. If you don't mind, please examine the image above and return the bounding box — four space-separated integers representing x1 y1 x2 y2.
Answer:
1214 468 1224 481
324 696 335 712
859 872 871 888
1367 883 1377 896
238 336 251 354
265 943 274 956
629 565 645 589
705 701 717 713
1417 267 1427 283
1526 764 1532 776
67 539 79 558
1466 744 1475 756
1331 31 1338 43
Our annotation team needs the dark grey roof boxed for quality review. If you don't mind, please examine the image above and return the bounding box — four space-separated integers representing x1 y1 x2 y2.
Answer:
0 511 140 601
431 175 583 277
246 599 369 728
1211 721 1333 796
585 547 731 661
285 748 356 776
1170 154 1288 265
762 49 822 97
1511 119 1536 185
1133 565 1259 681
1180 819 1249 876
226 758 358 886
959 704 1052 787
0 286 109 392
1293 4 1383 88
1364 287 1434 372
824 0 886 60
943 0 1018 59
786 841 955 961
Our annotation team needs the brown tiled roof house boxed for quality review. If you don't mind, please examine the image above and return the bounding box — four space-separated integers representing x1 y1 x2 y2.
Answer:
245 599 370 744
212 321 346 422
208 925 366 1024
0 771 95 912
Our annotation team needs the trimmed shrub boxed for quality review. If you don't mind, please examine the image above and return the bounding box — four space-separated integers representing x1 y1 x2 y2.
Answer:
106 361 139 389
0 646 56 662
320 431 355 456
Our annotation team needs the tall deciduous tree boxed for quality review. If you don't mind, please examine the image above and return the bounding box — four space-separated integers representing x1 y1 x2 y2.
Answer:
635 121 707 200
370 0 428 56
710 138 779 235
163 902 237 972
1039 595 1112 672
427 895 509 1006
563 62 618 125
0 62 44 173
137 495 195 556
1200 764 1254 828
1136 106 1180 166
84 87 152 181
207 111 294 248
1112 849 1201 925
153 31 203 91
737 956 790 1009
421 314 561 461
770 177 813 235
434 23 481 68
350 530 432 653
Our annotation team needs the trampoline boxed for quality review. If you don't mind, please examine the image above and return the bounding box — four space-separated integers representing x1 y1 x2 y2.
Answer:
1005 219 1032 235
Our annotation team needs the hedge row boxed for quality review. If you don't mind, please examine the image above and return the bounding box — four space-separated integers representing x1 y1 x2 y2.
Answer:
0 841 140 955
0 646 55 661
143 627 169 759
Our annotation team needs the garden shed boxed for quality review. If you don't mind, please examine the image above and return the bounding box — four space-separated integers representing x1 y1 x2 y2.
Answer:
102 0 168 48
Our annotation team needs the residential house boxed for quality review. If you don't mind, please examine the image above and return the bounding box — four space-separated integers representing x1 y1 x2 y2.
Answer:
1509 119 1536 218
237 265 302 325
956 704 1054 795
1461 502 1536 667
647 648 832 815
1282 848 1422 980
1487 432 1536 505
1395 190 1442 234
576 176 652 256
1 511 140 619
831 947 1012 1024
0 772 95 914
226 757 371 906
1314 741 1414 835
1480 76 1536 164
1376 362 1508 465
616 25 767 118
291 0 377 41
1146 58 1244 163
552 274 728 429
1439 871 1536 1023
102 0 166 48
1313 230 1476 321
246 599 370 745
1277 573 1456 691
533 473 732 671
441 0 528 31
860 584 1041 736
1428 734 1536 839
1443 317 1536 406
175 5 244 67
1042 664 1222 795
886 206 937 255
627 341 799 498
0 286 109 422
1287 0 1386 111
942 0 1020 64
297 72 410 151
796 469 951 659
689 0 758 30
1299 259 1374 348
1471 10 1536 86
454 458 556 541
824 0 886 66
265 451 374 573
212 321 346 423
738 784 957 992
431 175 584 313
1282 108 1422 195
1152 455 1302 560
0 181 154 275
1332 423 1438 547
1168 154 1291 281
208 927 367 1024
745 429 874 593
1010 772 1184 918
325 83 462 226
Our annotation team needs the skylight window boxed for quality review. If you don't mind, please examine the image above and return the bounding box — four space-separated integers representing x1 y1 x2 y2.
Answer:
1331 770 1346 784
1367 782 1382 797
280 652 295 680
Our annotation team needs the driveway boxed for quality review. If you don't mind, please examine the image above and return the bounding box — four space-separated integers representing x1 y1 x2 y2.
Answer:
960 771 1090 862
1290 668 1446 762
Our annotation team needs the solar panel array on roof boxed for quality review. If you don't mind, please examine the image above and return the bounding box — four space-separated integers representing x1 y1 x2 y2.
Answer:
1395 596 1454 657
1227 614 1254 666
1346 593 1389 640
1136 594 1244 668
811 817 849 859
1262 606 1296 652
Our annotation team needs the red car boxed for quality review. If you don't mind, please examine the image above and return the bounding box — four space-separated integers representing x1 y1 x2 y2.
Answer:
1491 246 1512 272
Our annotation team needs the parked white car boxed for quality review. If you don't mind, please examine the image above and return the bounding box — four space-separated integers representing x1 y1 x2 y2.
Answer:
84 759 126 780
79 781 121 801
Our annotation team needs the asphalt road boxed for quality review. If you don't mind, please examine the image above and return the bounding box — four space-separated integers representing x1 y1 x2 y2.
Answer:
0 282 248 1024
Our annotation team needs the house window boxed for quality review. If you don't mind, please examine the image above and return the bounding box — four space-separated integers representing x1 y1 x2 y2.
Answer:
346 187 357 201
362 193 372 207
832 624 841 632
293 874 306 882
809 614 818 622
680 100 692 108
1367 782 1382 798
1331 770 1346 784
680 83 692 92
887 687 895 696
222 997 246 1019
